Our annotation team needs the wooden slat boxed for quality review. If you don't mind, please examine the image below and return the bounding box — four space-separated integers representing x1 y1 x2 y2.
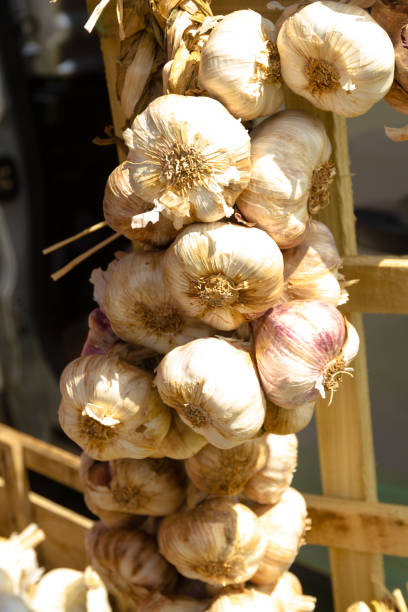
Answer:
305 494 408 557
343 255 408 314
0 427 32 531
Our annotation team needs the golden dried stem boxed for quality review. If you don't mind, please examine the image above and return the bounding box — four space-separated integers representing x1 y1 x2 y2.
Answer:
42 221 108 255
51 232 120 282
393 589 408 612
84 0 111 33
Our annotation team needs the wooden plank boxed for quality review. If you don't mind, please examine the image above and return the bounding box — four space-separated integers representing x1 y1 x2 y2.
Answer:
0 427 32 531
343 256 408 314
284 89 384 611
305 494 408 557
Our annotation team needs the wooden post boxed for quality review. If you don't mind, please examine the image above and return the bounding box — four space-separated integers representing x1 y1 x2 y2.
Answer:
0 425 32 531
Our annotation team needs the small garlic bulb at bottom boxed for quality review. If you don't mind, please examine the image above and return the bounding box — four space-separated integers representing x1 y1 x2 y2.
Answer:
103 251 214 354
264 402 315 435
237 111 334 250
277 1 395 117
251 487 308 585
59 354 171 460
163 222 283 331
255 300 359 409
154 337 266 449
158 498 266 586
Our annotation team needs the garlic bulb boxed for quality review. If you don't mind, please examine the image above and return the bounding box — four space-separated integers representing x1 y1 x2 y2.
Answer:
264 401 315 435
277 1 395 117
123 95 251 230
198 10 283 121
80 453 185 517
163 222 283 330
206 587 275 611
237 110 334 249
244 434 297 505
103 162 177 246
252 487 308 585
0 524 44 599
0 594 32 611
103 251 214 354
86 523 177 606
59 354 171 460
158 497 266 586
155 337 266 449
283 221 348 306
149 413 207 460
30 568 88 612
255 300 359 409
259 572 316 611
143 592 208 612
84 567 112 612
347 604 372 612
185 439 266 496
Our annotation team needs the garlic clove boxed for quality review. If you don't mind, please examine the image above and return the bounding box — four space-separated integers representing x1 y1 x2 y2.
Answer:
264 401 315 435
84 566 112 612
59 354 171 460
122 95 251 230
149 413 207 460
258 571 317 611
80 309 118 358
277 0 395 117
163 222 284 331
154 337 266 449
198 10 283 121
102 251 215 354
158 497 266 586
237 111 334 249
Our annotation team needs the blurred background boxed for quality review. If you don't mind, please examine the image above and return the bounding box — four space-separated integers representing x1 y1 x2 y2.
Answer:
0 0 407 609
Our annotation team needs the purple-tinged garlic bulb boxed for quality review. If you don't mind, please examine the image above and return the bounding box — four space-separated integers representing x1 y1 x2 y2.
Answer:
154 337 266 449
255 300 359 409
59 354 171 460
264 402 315 435
163 222 284 331
158 498 266 586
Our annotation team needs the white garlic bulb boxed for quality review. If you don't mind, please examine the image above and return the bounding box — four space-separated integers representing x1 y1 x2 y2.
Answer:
59 354 171 460
103 251 214 354
255 300 359 408
30 568 88 612
158 497 266 586
277 0 395 117
252 487 308 585
80 453 185 517
244 434 297 505
283 221 348 306
237 110 334 249
155 337 266 449
103 162 177 246
264 401 315 435
185 439 266 497
86 523 177 607
198 10 283 121
123 95 251 230
163 222 283 330
149 413 207 460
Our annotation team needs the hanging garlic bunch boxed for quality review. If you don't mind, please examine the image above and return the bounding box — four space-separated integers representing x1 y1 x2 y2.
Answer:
122 94 251 230
252 487 308 585
149 412 207 460
103 162 178 246
80 453 185 518
198 10 283 121
155 337 266 449
255 300 360 409
237 111 334 249
86 523 177 607
163 222 283 330
158 497 266 586
59 354 171 460
282 221 348 306
102 251 214 354
264 401 315 435
277 0 395 117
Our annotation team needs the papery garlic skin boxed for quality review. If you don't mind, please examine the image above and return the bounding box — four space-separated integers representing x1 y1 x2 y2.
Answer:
283 221 347 306
206 587 275 611
158 498 266 586
244 434 297 505
104 162 177 246
198 10 283 121
59 354 171 460
277 1 395 117
255 300 359 409
86 523 177 607
185 439 266 497
30 568 88 612
150 413 207 460
155 337 266 449
264 401 315 435
143 591 208 612
237 111 333 249
252 487 308 585
123 95 250 230
258 572 316 611
103 251 214 354
80 454 185 517
163 222 283 330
